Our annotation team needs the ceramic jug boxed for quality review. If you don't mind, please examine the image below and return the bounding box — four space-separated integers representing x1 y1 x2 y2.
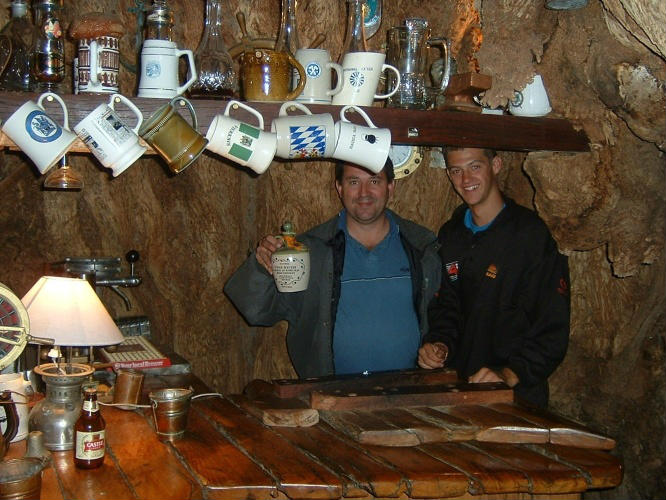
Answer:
271 222 310 293
0 390 19 459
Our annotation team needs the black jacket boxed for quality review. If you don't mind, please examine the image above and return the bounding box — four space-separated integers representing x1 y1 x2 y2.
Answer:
225 210 441 377
425 198 570 408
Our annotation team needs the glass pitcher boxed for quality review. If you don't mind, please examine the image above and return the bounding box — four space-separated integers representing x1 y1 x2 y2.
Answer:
386 18 451 109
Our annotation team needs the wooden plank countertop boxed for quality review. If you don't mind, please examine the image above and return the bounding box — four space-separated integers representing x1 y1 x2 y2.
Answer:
4 375 623 500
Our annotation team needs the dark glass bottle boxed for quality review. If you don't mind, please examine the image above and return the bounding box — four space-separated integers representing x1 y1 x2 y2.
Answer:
0 0 37 91
74 387 106 469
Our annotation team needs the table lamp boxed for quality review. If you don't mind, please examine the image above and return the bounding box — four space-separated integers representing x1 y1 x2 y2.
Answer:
21 276 124 450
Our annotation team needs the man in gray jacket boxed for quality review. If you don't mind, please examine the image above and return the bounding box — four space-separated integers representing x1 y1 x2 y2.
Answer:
224 160 441 378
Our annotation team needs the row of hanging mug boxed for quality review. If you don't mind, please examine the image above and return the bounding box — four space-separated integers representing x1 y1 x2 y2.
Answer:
0 92 209 177
206 100 391 175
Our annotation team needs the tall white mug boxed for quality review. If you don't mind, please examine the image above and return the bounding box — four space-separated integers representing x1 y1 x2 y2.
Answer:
332 51 401 107
206 100 277 174
138 40 197 99
294 48 343 104
1 92 77 174
74 94 147 177
271 101 336 159
332 105 391 174
509 74 552 117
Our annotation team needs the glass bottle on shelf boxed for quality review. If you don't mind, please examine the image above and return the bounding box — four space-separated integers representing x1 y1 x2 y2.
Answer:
189 0 237 99
0 0 37 91
145 0 173 41
31 0 64 91
274 0 300 56
341 0 368 58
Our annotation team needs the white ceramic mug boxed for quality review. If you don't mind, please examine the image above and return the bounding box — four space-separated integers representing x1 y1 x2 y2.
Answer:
332 51 401 107
205 100 277 174
1 92 77 174
0 372 32 442
74 94 147 177
270 101 336 160
332 105 391 174
138 40 197 99
294 48 343 104
509 74 552 117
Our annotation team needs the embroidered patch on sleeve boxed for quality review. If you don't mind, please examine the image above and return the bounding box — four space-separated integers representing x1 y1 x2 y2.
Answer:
445 261 459 282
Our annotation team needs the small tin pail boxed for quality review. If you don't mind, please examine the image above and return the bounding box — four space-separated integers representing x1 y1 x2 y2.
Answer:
148 388 193 441
0 458 45 500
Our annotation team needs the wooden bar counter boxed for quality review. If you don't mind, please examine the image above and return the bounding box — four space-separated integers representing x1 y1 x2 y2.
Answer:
5 371 622 500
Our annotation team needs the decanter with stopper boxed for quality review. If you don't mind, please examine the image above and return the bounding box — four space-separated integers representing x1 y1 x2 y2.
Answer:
189 0 237 98
0 0 38 91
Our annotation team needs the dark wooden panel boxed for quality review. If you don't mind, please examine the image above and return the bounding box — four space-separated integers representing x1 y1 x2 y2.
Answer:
487 402 617 450
173 406 277 500
103 406 202 500
541 444 624 490
469 441 588 494
0 93 589 153
236 384 319 427
320 408 424 447
310 382 514 411
268 419 406 499
361 443 470 498
438 404 550 444
269 368 459 399
194 396 343 499
417 441 529 495
51 449 135 500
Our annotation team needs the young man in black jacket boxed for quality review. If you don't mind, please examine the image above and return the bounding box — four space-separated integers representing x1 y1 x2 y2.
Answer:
418 147 570 408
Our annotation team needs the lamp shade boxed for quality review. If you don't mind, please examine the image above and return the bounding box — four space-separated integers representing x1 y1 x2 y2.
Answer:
21 276 124 346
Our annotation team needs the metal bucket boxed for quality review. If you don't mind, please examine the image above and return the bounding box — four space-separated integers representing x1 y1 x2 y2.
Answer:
0 458 44 500
148 388 193 441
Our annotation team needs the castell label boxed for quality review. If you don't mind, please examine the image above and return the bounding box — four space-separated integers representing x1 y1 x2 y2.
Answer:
75 430 106 460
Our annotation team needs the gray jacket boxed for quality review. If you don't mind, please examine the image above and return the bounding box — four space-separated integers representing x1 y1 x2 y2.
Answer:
224 209 441 377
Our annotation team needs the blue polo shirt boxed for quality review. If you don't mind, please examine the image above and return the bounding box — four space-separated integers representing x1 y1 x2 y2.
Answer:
333 211 420 375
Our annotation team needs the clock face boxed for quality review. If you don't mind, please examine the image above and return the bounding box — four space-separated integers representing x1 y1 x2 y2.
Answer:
388 145 423 179
0 283 29 371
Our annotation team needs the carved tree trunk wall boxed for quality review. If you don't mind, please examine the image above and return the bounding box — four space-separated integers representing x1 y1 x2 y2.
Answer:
0 0 663 498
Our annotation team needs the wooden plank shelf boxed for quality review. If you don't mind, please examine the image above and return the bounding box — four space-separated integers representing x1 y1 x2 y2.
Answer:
0 92 590 154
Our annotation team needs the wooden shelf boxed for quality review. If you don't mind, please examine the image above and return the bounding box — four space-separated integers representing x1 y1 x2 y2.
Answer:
0 92 589 154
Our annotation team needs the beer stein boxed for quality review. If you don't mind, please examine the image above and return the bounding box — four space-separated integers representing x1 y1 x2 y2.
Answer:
138 40 197 99
240 49 306 102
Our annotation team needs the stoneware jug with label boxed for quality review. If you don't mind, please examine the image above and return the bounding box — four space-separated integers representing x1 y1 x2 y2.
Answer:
271 222 310 293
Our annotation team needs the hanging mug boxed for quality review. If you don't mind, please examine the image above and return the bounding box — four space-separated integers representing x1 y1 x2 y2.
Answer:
74 94 147 177
332 105 391 174
1 92 77 174
139 97 208 173
270 101 336 160
205 100 277 174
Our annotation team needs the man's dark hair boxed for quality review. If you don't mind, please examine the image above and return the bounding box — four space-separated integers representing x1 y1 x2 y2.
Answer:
441 147 497 164
334 158 395 183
